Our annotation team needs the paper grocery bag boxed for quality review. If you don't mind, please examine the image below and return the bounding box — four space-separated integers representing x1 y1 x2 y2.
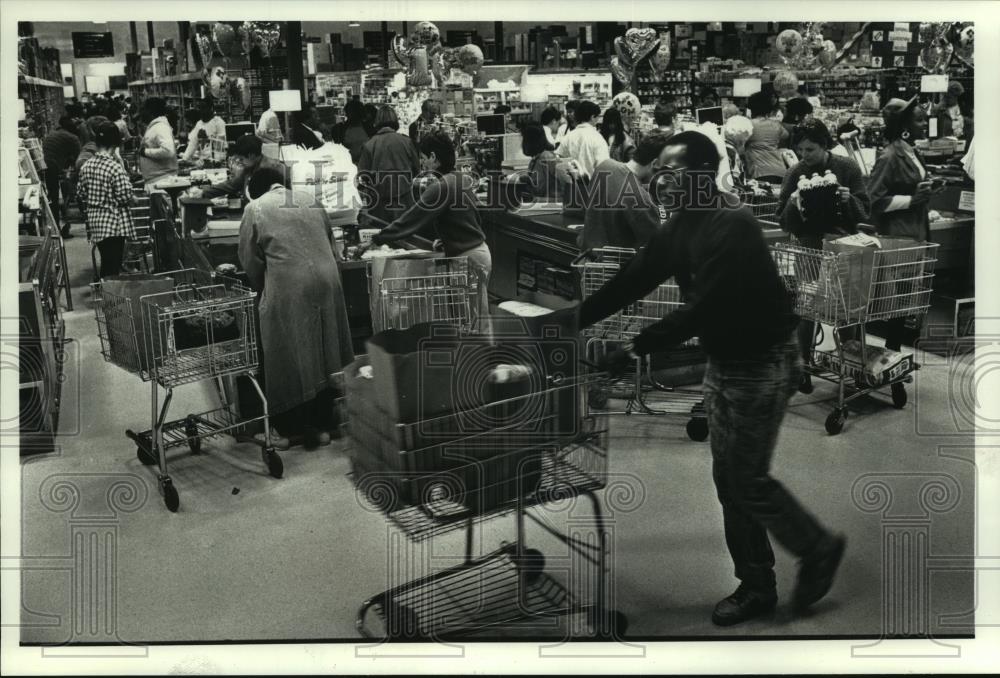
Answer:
823 236 926 322
102 274 175 374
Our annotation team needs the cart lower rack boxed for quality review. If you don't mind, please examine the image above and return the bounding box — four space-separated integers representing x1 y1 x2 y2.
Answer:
93 268 281 511
573 247 708 441
772 240 939 434
346 353 627 640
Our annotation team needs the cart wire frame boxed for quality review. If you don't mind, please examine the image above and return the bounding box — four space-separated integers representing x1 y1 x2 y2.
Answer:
572 247 708 440
368 256 480 334
348 368 628 640
771 240 940 434
91 268 281 511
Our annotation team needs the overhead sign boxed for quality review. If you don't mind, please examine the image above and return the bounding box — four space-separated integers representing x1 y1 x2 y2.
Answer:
71 32 115 58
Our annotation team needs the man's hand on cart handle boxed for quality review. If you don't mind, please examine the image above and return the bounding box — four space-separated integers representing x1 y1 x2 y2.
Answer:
597 341 639 379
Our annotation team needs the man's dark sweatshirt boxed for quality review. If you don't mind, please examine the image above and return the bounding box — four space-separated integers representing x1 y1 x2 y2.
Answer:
580 194 798 360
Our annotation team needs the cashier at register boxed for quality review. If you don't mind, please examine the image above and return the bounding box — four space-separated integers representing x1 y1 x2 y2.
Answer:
186 135 289 199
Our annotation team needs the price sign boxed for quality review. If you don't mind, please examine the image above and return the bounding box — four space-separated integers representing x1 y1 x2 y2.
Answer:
958 191 975 212
892 40 909 52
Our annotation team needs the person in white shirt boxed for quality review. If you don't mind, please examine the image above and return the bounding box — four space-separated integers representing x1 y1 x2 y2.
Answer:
182 98 228 164
555 100 609 179
540 106 563 148
256 106 283 144
136 97 179 189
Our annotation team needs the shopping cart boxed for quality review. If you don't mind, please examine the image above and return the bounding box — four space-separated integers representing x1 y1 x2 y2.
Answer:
772 241 939 435
369 256 479 334
92 268 281 512
572 247 708 442
346 343 627 640
739 186 782 224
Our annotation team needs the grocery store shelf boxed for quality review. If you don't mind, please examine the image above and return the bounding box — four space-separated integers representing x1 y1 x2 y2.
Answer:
128 72 204 87
20 75 63 88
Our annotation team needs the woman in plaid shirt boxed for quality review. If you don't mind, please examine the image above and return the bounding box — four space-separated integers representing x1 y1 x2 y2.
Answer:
76 122 137 280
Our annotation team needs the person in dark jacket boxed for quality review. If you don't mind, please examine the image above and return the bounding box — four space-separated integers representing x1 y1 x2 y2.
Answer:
340 99 370 164
42 115 82 237
356 105 422 225
290 102 325 150
867 96 939 352
407 99 440 144
517 123 563 201
777 119 871 392
578 130 846 627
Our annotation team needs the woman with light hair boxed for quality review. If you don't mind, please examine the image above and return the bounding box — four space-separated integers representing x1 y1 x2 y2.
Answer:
721 103 741 122
722 114 754 190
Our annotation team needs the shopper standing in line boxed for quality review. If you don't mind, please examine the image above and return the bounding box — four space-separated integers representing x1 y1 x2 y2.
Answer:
190 135 289 200
540 106 564 149
653 98 678 137
42 115 82 239
577 131 846 626
867 97 937 352
290 102 325 150
239 167 355 450
181 97 228 165
600 106 636 163
556 100 610 180
76 122 136 280
555 99 580 144
255 102 283 144
777 118 871 393
356 105 422 225
745 91 790 183
518 123 563 202
136 97 179 190
407 98 440 144
340 99 371 165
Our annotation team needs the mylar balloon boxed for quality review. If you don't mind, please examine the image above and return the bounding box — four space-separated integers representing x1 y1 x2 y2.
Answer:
212 22 236 59
195 33 214 68
457 43 484 76
613 36 635 68
408 47 432 88
649 32 671 79
776 29 804 61
412 21 441 48
238 22 253 56
610 56 633 86
817 40 837 68
623 27 659 64
773 70 799 97
612 91 641 128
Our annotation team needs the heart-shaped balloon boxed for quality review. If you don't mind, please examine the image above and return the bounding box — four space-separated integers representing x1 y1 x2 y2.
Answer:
212 22 236 59
623 27 659 64
613 36 635 69
252 21 281 59
610 56 633 86
195 33 214 69
238 23 253 56
817 40 837 68
649 32 672 79
412 21 441 49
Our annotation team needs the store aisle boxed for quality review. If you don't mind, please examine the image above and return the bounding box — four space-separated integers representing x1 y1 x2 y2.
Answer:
19 229 975 643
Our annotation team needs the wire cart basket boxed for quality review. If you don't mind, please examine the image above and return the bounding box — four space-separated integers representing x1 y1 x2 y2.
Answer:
346 324 628 640
772 241 940 435
572 247 708 442
739 186 781 224
92 268 281 512
368 255 479 333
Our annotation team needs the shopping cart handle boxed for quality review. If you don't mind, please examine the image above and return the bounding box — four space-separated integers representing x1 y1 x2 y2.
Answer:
360 211 390 228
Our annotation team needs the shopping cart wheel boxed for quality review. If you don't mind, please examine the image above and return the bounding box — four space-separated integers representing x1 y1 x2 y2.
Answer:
136 446 157 466
264 448 284 479
588 387 609 411
184 417 201 453
161 479 179 512
891 383 908 409
588 609 629 639
686 417 709 442
515 548 546 584
825 408 847 436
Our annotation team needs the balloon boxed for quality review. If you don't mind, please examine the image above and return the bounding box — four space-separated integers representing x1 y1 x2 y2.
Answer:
212 22 236 59
408 47 432 88
612 91 641 128
251 21 281 58
235 77 250 110
817 40 837 68
412 21 441 48
773 70 799 97
623 27 659 64
613 36 635 68
238 23 253 56
457 44 484 76
195 33 214 68
776 29 804 61
649 32 671 79
610 56 633 86
204 65 227 98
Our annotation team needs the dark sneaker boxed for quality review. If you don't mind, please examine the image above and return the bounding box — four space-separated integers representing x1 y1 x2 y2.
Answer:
711 584 778 626
798 373 814 394
793 533 846 612
59 224 74 239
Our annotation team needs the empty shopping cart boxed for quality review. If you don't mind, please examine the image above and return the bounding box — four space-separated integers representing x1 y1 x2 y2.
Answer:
93 268 281 511
369 255 479 333
772 240 939 434
573 246 708 441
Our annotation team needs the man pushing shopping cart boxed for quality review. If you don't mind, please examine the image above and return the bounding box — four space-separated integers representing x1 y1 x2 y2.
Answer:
564 132 847 627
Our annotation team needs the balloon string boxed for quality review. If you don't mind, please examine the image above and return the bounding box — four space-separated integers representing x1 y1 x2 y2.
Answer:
833 22 871 65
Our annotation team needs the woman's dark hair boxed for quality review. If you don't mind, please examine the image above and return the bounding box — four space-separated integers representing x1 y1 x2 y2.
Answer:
748 91 777 118
653 101 676 126
791 118 833 150
633 131 672 165
58 115 78 134
699 86 719 103
93 121 122 149
165 107 179 132
784 97 814 125
565 100 581 113
418 131 456 173
600 106 624 143
231 134 264 159
574 100 601 124
106 106 122 122
142 97 167 119
663 131 721 173
521 124 554 157
540 107 562 126
247 167 287 200
374 105 400 131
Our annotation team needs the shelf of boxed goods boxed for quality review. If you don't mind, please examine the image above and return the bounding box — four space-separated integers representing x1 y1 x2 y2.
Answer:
694 67 897 108
18 74 65 139
128 72 204 131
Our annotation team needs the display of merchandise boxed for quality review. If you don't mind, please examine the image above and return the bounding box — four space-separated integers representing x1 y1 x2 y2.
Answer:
18 75 65 139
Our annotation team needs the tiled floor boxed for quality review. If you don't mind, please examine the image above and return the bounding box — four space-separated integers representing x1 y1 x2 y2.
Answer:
19 226 976 644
